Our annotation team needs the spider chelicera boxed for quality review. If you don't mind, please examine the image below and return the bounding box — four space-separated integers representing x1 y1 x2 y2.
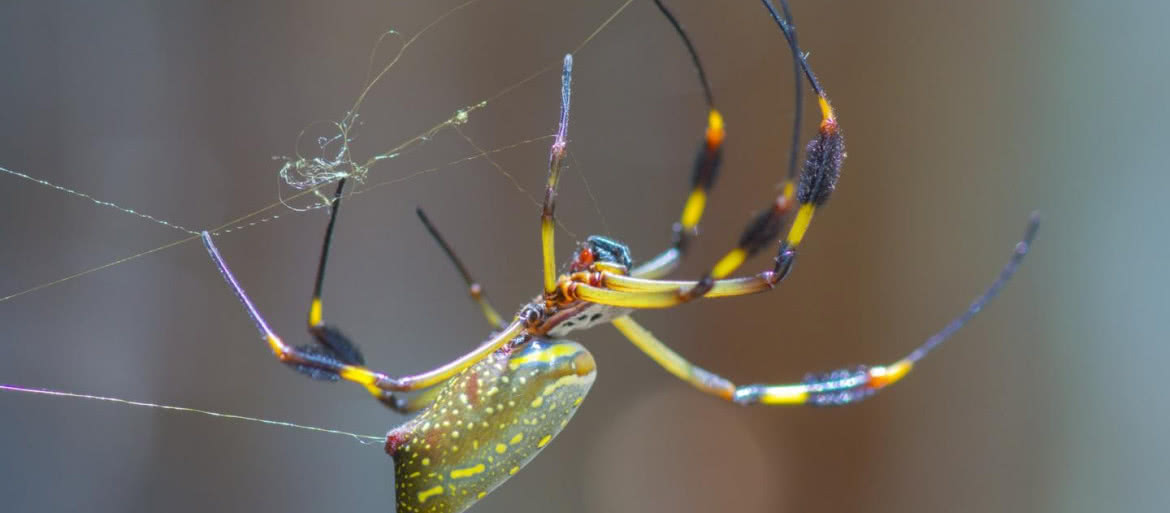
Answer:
201 1 1038 512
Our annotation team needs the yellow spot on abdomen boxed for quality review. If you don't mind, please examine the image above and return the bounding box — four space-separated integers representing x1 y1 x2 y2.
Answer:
495 443 507 454
417 485 444 504
421 457 430 466
509 466 520 475
509 433 524 445
530 396 544 408
450 464 486 479
537 434 552 448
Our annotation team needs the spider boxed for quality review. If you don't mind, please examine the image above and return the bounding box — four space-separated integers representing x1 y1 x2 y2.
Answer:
202 1 1038 512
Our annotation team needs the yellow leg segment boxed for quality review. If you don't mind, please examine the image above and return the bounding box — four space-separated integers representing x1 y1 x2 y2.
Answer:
679 109 725 232
340 320 526 392
540 143 563 297
599 272 774 298
415 208 506 330
567 272 775 309
473 288 505 330
679 189 707 231
571 283 683 309
786 204 815 247
610 316 916 407
705 181 797 280
308 297 323 327
611 316 734 399
541 54 572 296
631 109 726 280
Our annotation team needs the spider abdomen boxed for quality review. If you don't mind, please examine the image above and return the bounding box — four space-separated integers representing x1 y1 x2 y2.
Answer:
385 339 596 513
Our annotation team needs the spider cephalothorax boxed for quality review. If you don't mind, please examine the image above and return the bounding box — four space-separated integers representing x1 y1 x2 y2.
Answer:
568 236 633 273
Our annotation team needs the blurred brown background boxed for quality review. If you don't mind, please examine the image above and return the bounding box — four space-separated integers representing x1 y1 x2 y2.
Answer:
0 0 1165 512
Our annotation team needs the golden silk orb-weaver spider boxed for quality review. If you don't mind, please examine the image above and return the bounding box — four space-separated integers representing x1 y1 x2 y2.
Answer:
202 1 1038 512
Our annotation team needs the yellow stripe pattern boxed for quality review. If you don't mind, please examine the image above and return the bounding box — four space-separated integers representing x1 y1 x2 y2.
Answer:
786 204 816 247
680 190 707 230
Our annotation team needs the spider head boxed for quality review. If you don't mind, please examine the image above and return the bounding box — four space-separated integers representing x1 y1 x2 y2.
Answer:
569 236 632 273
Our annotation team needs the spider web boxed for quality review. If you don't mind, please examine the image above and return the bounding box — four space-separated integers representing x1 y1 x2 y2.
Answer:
0 0 633 305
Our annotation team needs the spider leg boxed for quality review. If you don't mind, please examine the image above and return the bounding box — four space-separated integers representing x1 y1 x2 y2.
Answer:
293 180 426 412
633 0 816 283
573 215 1036 311
610 316 735 399
416 207 505 330
202 231 528 401
572 0 845 308
630 0 725 280
393 208 509 413
633 0 838 305
611 314 874 405
303 180 366 368
298 180 461 412
667 0 842 299
612 218 1037 404
541 55 573 297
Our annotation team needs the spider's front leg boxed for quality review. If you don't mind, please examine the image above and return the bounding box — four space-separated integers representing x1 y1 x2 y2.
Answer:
564 1 845 308
562 95 840 310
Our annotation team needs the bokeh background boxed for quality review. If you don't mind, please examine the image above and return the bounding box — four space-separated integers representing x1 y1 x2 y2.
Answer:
1 0 1166 512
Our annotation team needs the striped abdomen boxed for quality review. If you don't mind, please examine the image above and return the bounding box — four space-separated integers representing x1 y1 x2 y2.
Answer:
385 339 596 513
